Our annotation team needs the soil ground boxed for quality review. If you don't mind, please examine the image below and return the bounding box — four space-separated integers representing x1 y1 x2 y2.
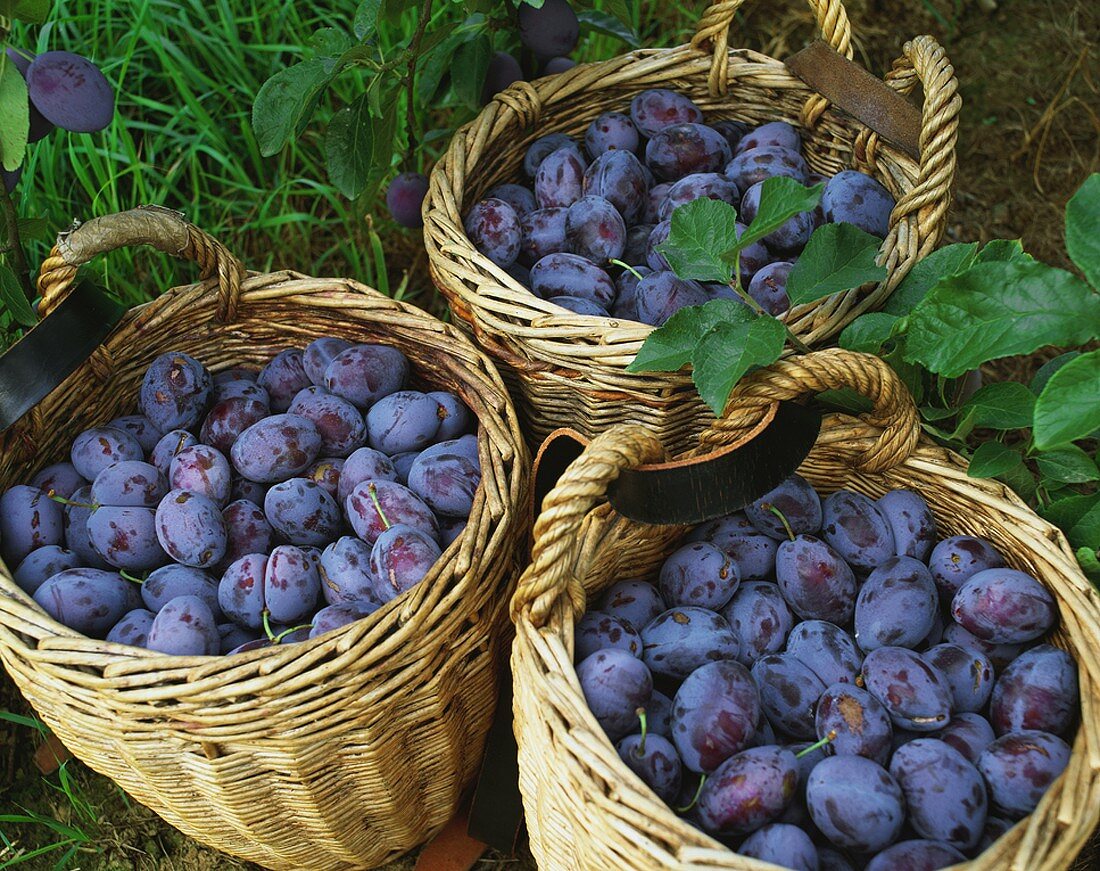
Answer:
2 0 1097 868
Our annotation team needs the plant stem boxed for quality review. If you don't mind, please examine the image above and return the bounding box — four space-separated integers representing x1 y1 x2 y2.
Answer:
634 707 648 757
403 0 433 167
766 504 796 542
368 482 391 529
0 180 33 301
796 730 836 758
726 280 813 354
262 609 275 642
611 259 644 281
674 774 706 813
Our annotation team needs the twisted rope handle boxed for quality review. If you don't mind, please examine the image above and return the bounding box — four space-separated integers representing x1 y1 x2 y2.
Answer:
697 349 919 473
691 0 853 125
866 36 961 248
36 205 247 322
511 426 668 628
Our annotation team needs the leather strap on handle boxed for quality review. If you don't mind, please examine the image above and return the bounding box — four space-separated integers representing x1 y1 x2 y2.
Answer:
36 205 247 323
691 0 853 125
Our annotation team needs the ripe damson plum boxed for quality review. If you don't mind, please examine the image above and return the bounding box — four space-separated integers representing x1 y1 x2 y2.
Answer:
600 580 666 631
635 271 709 326
464 198 522 267
534 144 587 209
923 643 994 714
30 462 85 500
529 252 615 306
319 536 378 606
711 120 750 152
90 460 167 508
785 620 863 687
725 146 808 192
775 534 857 624
629 89 703 138
70 426 144 481
740 180 813 253
645 123 731 180
751 653 827 739
890 739 988 849
33 568 139 638
817 847 858 871
854 556 939 652
107 415 163 453
150 429 199 475
822 170 895 237
169 445 231 506
306 458 343 498
977 816 1015 853
390 452 418 485
989 644 1077 736
26 51 114 132
543 57 575 74
146 595 219 655
644 183 670 224
876 490 937 561
622 224 654 265
264 545 321 624
735 121 801 155
697 745 798 836
978 730 1070 819
930 712 996 764
739 823 818 871
691 512 779 580
641 607 739 680
88 506 168 571
658 542 739 610
815 683 893 764
733 222 771 281
644 219 671 271
481 52 522 103
745 474 821 541
218 622 260 653
323 344 409 409
107 608 155 647
941 621 1026 674
212 367 258 385
929 535 1006 599
806 755 905 852
13 545 81 596
154 490 227 568
657 172 740 221
860 646 953 732
821 490 896 573
264 478 342 546
385 172 429 227
951 568 1056 644
864 840 967 871
0 484 64 565
367 391 441 454
230 414 321 483
523 132 575 178
564 195 626 264
407 451 480 518
647 690 673 738
577 648 653 742
576 611 642 660
616 730 682 802
230 477 268 507
744 262 792 315
439 517 465 548
519 207 568 265
289 387 367 457
554 296 607 316
426 392 471 440
302 337 353 386
141 564 220 616
721 581 793 666
257 349 311 413
671 660 761 773
582 150 648 224
486 183 537 219
217 553 268 629
309 601 378 639
63 486 109 568
611 264 651 321
517 0 578 57
585 112 639 158
337 447 397 504
139 352 211 431
346 480 438 545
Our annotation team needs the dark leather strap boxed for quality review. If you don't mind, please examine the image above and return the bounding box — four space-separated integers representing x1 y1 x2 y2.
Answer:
785 40 922 160
0 279 126 432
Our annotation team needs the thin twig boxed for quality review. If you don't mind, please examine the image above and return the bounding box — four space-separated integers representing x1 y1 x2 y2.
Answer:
726 280 812 354
403 0 433 167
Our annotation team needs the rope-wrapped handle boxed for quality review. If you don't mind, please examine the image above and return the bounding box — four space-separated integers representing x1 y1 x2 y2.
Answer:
36 205 247 322
690 0 853 118
698 348 919 472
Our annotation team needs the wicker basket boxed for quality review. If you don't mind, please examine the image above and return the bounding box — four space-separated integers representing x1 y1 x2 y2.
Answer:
0 207 530 870
424 0 961 453
509 349 1100 870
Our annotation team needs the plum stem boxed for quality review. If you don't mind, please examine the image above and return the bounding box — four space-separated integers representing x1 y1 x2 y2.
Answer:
261 609 276 642
274 623 313 643
46 490 98 511
797 730 837 758
118 570 146 585
673 774 706 813
634 707 648 757
766 503 796 541
367 482 391 529
610 259 644 281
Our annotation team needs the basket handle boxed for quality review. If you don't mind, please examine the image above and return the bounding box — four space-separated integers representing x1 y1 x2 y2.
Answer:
690 0 853 109
36 205 247 322
511 349 919 628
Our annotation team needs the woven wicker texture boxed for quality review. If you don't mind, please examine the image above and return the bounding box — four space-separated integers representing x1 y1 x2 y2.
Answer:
424 0 961 453
0 207 530 870
510 349 1100 870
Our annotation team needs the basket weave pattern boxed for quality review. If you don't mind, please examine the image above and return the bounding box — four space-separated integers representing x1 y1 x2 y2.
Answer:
510 351 1100 870
424 0 961 452
0 208 530 870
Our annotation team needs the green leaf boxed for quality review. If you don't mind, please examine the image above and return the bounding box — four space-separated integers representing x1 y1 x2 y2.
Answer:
311 27 353 57
417 31 463 104
628 300 752 373
960 382 1036 429
785 223 888 306
692 317 786 415
883 242 979 316
997 458 1038 502
658 198 740 284
903 260 1100 378
738 177 823 251
838 312 899 353
1030 351 1080 394
576 9 640 46
354 0 383 40
1033 349 1100 449
2 0 49 23
1041 494 1100 550
1066 173 1100 289
453 35 491 109
977 239 1032 264
1075 546 1100 583
967 442 1023 479
16 216 48 242
815 388 874 414
324 92 396 199
252 60 332 157
0 263 36 327
0 58 29 172
1035 445 1100 484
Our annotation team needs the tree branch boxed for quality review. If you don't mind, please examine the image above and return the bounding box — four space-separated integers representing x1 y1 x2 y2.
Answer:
403 0 433 167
